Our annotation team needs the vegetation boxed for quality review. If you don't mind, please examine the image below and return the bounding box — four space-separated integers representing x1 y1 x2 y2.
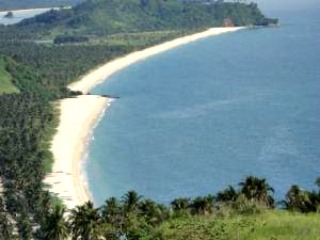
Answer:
2 176 319 239
1 0 314 239
0 57 19 95
157 211 320 240
0 29 187 240
15 0 278 38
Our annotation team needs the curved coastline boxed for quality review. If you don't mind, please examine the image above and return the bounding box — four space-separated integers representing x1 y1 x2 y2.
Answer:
45 27 244 209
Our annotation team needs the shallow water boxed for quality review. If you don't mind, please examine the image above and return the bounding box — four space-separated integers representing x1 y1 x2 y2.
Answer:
88 11 320 205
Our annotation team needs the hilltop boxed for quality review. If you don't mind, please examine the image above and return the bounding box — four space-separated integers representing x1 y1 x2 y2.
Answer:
16 0 278 37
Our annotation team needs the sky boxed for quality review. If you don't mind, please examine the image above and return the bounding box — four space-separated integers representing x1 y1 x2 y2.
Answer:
254 0 320 12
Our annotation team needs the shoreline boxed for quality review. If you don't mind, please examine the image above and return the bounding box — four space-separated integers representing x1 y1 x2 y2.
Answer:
46 27 244 209
44 96 110 209
68 27 245 94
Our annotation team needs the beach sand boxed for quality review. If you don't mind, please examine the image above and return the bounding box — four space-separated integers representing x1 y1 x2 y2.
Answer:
44 95 109 209
45 27 244 209
69 27 244 94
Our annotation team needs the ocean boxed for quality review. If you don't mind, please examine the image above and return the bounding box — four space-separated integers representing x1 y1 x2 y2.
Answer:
88 10 320 206
0 9 50 25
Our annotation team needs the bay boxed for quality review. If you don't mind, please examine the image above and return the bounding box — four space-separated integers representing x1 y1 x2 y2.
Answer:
88 10 320 205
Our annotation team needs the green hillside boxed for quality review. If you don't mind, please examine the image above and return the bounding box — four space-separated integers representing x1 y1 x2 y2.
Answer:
0 57 19 95
16 0 278 37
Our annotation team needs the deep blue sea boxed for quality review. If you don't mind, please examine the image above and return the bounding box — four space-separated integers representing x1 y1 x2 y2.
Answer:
88 10 320 206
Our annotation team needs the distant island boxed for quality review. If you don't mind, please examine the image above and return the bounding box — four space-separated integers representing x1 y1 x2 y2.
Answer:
1 0 318 239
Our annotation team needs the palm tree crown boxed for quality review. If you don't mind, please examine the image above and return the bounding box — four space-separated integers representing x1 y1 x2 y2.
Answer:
239 176 274 207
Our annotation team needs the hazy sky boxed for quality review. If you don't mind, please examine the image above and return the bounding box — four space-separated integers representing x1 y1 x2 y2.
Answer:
254 0 320 11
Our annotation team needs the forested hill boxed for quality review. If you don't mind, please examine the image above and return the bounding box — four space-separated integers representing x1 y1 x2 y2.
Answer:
16 0 278 36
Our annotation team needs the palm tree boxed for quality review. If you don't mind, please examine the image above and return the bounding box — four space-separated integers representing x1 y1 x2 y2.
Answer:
0 197 14 240
102 197 120 224
41 205 69 240
239 176 274 207
101 197 123 240
171 198 190 212
122 191 142 213
190 195 215 215
138 199 164 226
284 185 313 213
69 201 101 240
0 214 14 240
216 185 239 203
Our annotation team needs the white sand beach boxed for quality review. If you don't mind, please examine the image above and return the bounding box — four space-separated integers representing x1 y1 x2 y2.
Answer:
69 27 244 94
46 27 244 209
44 96 109 209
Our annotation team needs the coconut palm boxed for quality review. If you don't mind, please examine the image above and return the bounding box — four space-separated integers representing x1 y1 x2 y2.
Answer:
101 197 123 240
190 195 215 215
216 185 239 203
171 198 190 212
0 213 14 240
239 176 274 207
0 197 14 240
284 185 313 213
41 205 69 240
102 197 121 224
69 201 101 240
138 199 165 226
122 191 142 213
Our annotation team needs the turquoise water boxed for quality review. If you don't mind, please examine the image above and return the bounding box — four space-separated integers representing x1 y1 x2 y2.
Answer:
88 11 320 205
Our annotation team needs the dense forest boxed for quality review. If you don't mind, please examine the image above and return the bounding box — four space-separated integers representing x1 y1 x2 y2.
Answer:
16 0 278 37
0 0 318 239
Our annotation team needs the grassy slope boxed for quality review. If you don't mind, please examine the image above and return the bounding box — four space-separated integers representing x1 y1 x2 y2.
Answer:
157 211 320 240
0 58 19 95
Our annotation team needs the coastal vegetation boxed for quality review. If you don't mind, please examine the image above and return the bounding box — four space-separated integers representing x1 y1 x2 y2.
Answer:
0 57 19 95
0 0 316 239
1 176 319 239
